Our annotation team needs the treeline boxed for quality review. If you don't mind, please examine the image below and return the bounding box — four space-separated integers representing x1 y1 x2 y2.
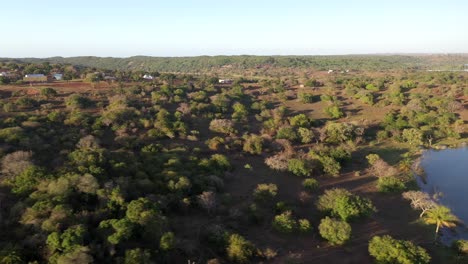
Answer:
1 54 467 73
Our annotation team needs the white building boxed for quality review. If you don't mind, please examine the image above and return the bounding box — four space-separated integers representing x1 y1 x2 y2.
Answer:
143 74 154 80
218 79 233 84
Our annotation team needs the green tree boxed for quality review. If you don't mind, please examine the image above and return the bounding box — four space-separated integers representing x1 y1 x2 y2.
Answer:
287 159 311 177
226 234 255 263
318 217 351 245
368 235 431 264
124 248 151 264
160 232 175 251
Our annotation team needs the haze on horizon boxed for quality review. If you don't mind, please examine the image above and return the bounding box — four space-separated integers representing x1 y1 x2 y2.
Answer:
1 0 467 58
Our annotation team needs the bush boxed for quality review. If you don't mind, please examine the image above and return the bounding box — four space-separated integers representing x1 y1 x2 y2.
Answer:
65 94 94 110
276 126 298 141
242 134 263 155
209 119 235 135
298 127 314 143
265 153 289 171
272 211 297 233
324 105 344 119
298 92 314 103
253 183 278 203
317 188 375 221
41 87 58 98
288 159 311 177
160 232 175 251
318 217 351 245
368 235 431 264
302 178 319 192
298 219 312 233
289 114 312 128
453 240 468 254
377 176 406 193
226 234 255 263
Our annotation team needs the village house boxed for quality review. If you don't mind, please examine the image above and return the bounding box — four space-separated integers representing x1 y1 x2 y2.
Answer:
218 78 233 84
53 73 63 80
23 74 50 83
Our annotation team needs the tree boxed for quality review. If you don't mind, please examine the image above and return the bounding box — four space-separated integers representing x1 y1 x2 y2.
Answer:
226 234 255 263
423 206 458 239
198 191 216 213
402 128 423 146
126 198 162 226
317 188 375 221
368 235 430 264
55 246 93 264
124 248 151 264
318 217 351 245
1 151 33 179
402 191 437 217
99 218 134 245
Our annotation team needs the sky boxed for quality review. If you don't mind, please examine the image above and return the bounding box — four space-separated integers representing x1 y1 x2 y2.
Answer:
0 0 467 57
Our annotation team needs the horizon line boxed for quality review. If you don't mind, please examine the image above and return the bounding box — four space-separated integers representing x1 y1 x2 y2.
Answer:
2 52 468 60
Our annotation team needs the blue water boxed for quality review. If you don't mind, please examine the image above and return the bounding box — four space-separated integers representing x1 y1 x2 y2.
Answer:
418 147 468 242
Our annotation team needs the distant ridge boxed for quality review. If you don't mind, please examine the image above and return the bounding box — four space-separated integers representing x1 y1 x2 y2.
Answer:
1 54 467 72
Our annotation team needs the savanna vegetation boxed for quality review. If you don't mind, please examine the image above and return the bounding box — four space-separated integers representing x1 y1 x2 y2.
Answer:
0 58 466 263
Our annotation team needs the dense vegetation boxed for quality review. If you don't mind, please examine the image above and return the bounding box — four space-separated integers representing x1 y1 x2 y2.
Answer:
1 54 468 73
0 60 466 263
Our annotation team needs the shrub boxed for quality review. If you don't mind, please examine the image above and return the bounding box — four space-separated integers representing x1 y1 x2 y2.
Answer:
65 94 94 110
324 105 344 119
377 177 406 193
298 127 314 143
41 87 58 98
287 159 311 177
302 178 319 192
160 232 175 251
226 234 255 263
276 126 298 141
298 219 312 233
272 211 297 233
318 217 351 245
368 235 431 264
265 153 289 171
453 240 468 254
253 183 278 203
298 92 314 103
317 155 341 177
242 134 263 155
209 119 235 135
289 114 312 128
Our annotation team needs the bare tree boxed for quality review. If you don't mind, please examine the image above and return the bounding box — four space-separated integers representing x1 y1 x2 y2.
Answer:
402 191 437 217
198 191 216 213
1 151 33 179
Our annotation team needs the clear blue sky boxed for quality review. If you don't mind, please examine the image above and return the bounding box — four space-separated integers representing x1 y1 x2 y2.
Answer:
1 0 467 57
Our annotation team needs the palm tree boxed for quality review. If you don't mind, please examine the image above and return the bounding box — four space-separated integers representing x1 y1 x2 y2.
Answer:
424 205 458 240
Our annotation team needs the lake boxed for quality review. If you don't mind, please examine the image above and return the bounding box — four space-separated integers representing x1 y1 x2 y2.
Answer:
418 147 468 242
